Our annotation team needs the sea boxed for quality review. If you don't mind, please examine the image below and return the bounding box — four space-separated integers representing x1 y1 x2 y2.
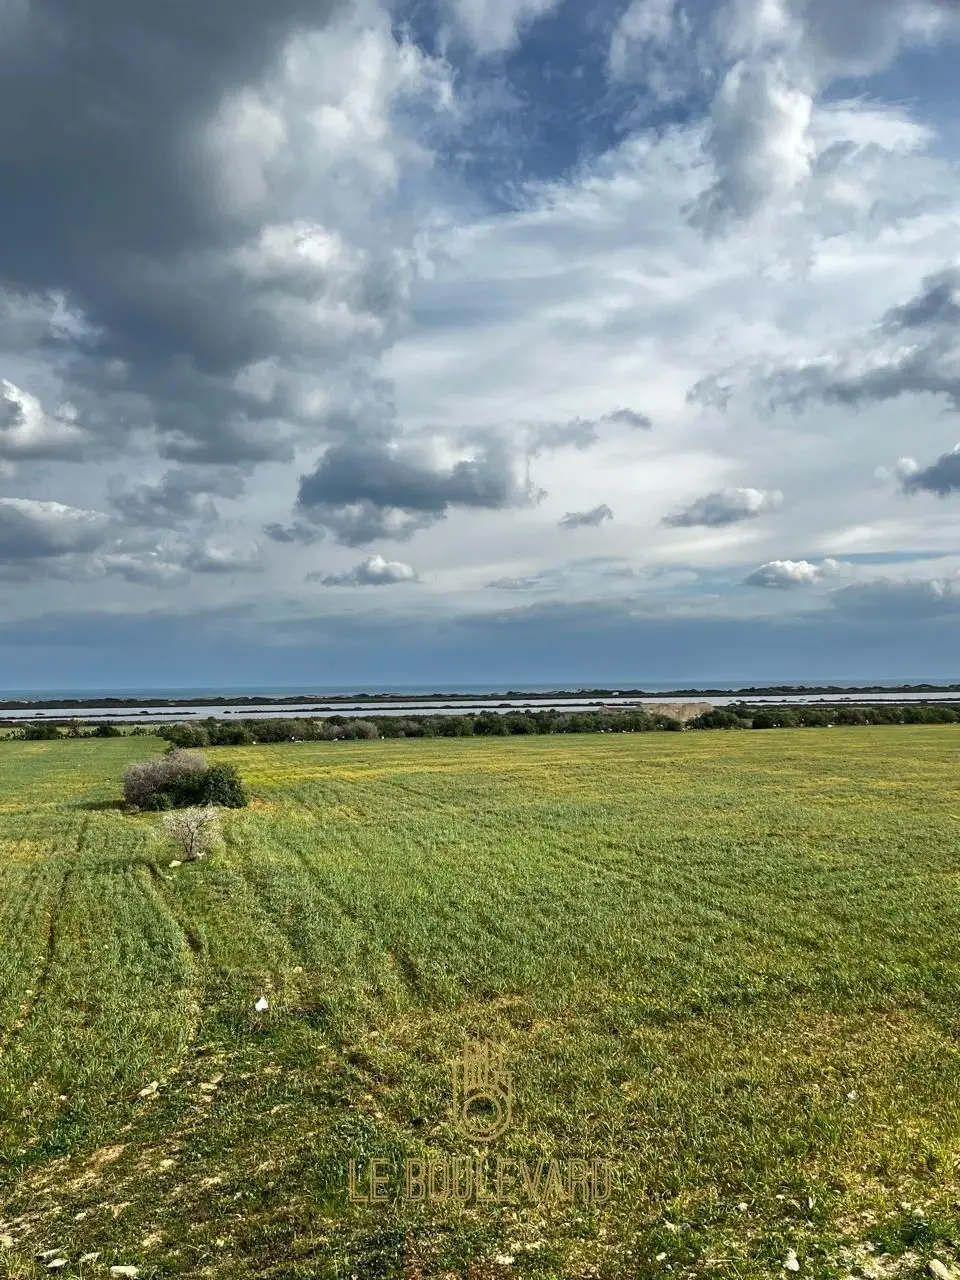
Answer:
1 679 958 700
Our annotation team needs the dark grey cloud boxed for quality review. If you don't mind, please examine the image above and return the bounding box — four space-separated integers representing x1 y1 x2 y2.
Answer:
6 593 960 691
108 468 246 525
763 269 960 414
828 577 960 619
264 519 325 546
559 504 614 529
0 0 432 470
0 0 342 287
530 408 651 454
315 554 418 586
686 375 734 412
664 487 782 528
882 268 960 332
0 498 111 561
901 446 960 497
297 440 541 545
530 419 600 452
600 408 652 430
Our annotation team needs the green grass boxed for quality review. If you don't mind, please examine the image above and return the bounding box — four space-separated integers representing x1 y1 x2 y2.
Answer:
2 729 960 1278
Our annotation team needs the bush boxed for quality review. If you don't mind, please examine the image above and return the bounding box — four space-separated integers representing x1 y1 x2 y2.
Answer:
215 724 256 745
161 723 211 748
689 709 747 730
750 711 778 729
750 708 799 729
342 720 379 741
93 722 123 737
795 708 831 727
122 747 209 808
161 807 221 861
833 706 869 725
437 716 475 737
473 712 508 735
503 713 537 734
195 763 248 807
163 761 248 809
22 722 63 740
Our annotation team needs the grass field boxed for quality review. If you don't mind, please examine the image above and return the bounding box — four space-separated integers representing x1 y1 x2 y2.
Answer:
2 729 960 1279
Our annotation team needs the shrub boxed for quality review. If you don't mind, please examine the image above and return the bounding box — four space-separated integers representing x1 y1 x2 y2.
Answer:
161 724 211 748
834 707 869 725
926 705 959 723
473 712 508 735
689 709 747 730
503 713 537 734
163 761 248 809
196 762 247 807
750 708 799 729
390 719 426 738
123 749 209 810
213 724 256 745
161 806 221 861
342 720 379 741
93 722 123 737
751 711 777 729
437 716 475 737
796 708 831 727
22 722 63 740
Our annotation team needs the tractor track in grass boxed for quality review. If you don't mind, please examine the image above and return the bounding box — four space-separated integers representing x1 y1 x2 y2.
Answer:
139 858 206 1070
0 821 87 1059
142 858 205 957
242 831 431 1007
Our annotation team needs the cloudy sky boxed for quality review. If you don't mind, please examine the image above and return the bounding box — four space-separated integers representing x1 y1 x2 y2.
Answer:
2 0 960 690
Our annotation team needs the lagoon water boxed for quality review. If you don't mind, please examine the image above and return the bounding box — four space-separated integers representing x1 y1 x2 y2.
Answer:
4 690 960 721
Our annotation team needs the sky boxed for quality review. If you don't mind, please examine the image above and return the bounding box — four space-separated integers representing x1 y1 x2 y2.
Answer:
2 0 960 689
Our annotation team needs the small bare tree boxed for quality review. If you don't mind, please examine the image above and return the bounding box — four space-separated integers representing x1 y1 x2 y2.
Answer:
161 806 221 861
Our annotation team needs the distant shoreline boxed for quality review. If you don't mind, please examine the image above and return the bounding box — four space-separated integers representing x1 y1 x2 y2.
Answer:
1 682 960 712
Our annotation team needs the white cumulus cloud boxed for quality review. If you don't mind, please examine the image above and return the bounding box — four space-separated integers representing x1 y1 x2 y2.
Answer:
318 554 419 585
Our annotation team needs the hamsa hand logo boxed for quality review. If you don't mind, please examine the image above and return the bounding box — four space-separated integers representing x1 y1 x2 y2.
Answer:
450 1040 512 1141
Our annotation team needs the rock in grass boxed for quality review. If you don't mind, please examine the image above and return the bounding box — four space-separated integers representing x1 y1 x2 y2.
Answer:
138 1081 159 1098
929 1262 959 1280
784 1250 800 1271
110 1268 140 1278
254 995 269 1012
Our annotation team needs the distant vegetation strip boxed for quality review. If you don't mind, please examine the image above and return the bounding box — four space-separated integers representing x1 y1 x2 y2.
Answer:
1 681 959 711
6 701 960 743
